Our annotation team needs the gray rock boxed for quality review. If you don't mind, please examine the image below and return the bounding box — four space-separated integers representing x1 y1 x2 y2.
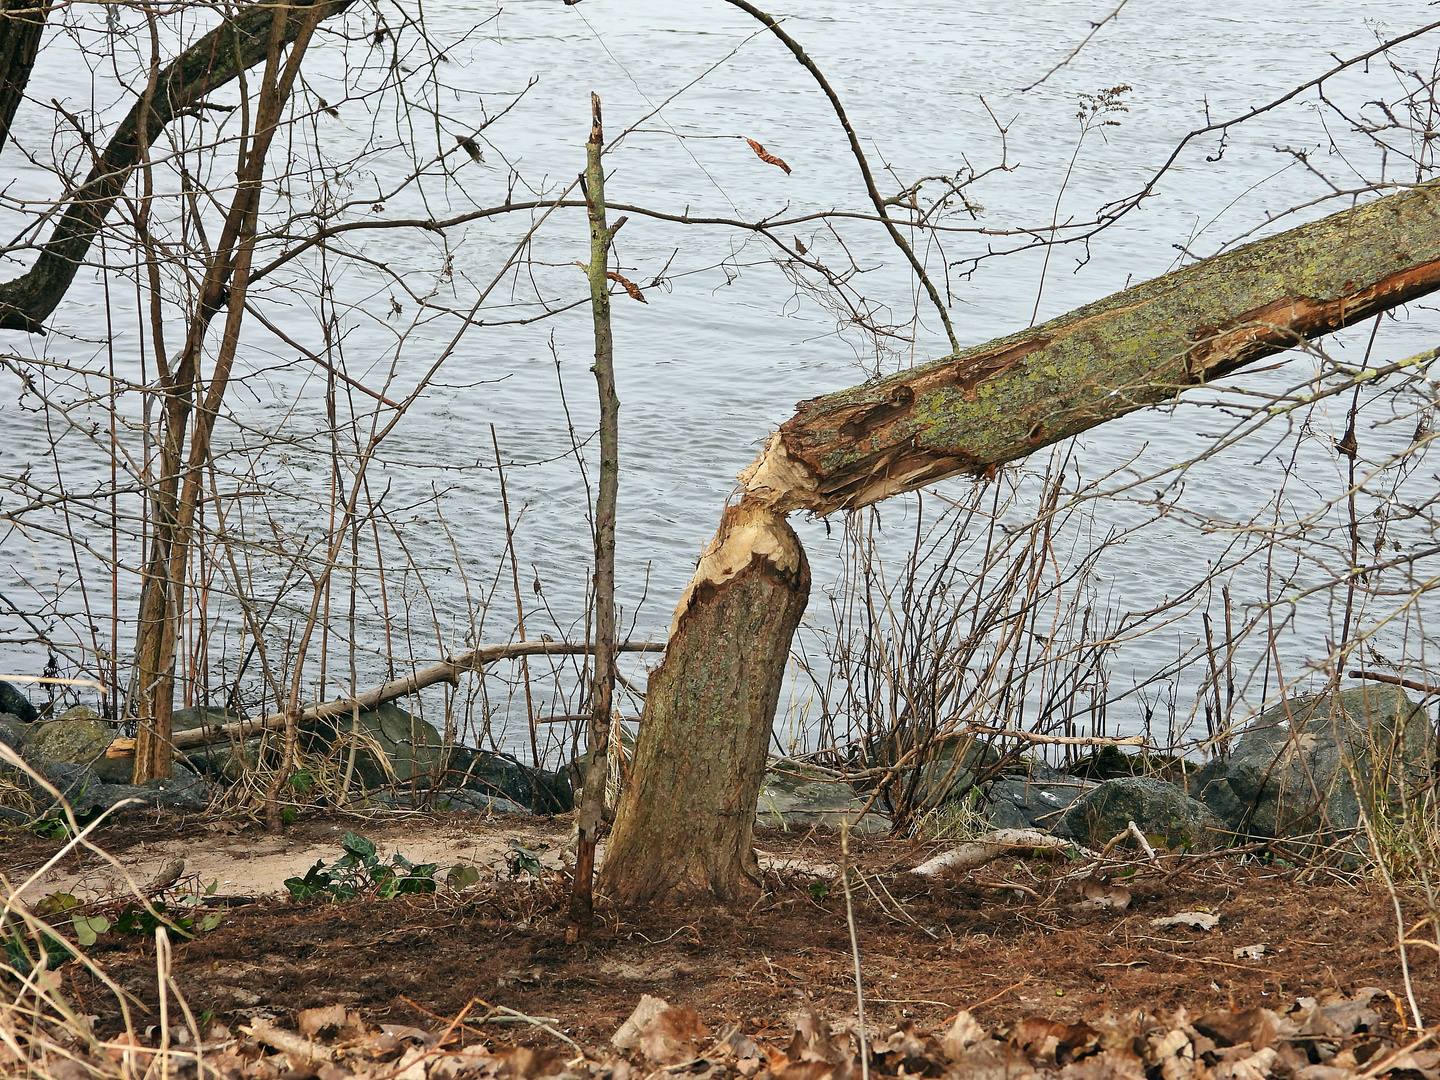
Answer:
349 702 446 786
0 681 38 724
1055 776 1229 852
756 761 891 835
0 712 27 752
456 751 572 814
172 706 235 734
22 707 114 770
1189 686 1435 844
983 765 1098 831
40 761 212 817
902 736 1001 812
172 708 263 780
186 737 263 781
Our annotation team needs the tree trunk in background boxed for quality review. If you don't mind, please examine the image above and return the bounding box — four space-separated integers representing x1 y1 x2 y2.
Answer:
599 500 809 905
600 180 1440 905
0 0 351 332
0 0 52 155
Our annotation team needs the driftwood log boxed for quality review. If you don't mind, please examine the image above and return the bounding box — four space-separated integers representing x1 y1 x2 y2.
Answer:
111 640 665 755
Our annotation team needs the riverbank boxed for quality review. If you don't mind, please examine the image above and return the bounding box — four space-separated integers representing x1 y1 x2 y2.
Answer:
0 809 1433 1079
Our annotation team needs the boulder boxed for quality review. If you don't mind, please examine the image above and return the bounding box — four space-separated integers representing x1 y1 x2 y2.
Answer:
22 707 114 773
983 764 1098 831
0 680 38 724
756 761 892 835
0 713 27 752
1055 776 1229 852
1189 686 1435 844
1067 744 1195 784
456 750 573 814
349 702 446 786
40 761 212 817
900 736 1001 811
173 707 263 780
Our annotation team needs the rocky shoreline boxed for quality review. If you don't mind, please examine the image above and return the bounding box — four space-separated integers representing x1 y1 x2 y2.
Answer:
1 681 1434 863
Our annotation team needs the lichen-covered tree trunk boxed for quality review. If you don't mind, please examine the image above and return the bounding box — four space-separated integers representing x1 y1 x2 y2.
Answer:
599 181 1440 906
599 500 809 905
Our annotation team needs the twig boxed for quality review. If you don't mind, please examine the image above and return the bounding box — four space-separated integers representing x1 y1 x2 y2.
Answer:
492 425 540 769
1126 821 1158 862
1347 670 1440 697
1018 0 1129 92
839 821 870 1080
571 90 622 932
472 1003 581 1051
721 0 958 353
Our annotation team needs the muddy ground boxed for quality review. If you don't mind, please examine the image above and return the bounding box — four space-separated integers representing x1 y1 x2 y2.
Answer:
1 810 1432 1053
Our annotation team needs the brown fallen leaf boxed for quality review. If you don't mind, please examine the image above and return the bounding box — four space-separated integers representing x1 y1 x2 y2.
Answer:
298 1005 347 1039
1076 878 1132 912
639 1006 708 1066
746 137 792 174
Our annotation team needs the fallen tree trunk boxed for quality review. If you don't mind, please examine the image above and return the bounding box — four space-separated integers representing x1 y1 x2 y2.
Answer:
599 181 1440 906
130 640 665 753
740 183 1440 513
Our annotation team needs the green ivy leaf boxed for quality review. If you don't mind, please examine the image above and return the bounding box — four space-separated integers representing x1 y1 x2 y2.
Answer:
72 915 110 947
446 864 479 889
341 831 376 861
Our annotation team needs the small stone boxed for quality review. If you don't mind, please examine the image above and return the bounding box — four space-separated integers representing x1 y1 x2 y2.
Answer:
756 760 891 835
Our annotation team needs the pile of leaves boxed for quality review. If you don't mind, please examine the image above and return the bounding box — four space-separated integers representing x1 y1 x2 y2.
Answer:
10 986 1433 1080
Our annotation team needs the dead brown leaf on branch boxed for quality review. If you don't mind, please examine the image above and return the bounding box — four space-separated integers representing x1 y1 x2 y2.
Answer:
746 137 792 174
605 271 648 302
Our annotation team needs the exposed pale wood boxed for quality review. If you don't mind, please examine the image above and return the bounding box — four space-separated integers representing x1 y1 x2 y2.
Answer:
912 829 1099 876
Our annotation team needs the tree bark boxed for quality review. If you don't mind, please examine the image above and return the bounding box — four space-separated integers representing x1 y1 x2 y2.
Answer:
0 0 351 333
599 499 809 905
739 183 1440 515
600 180 1440 905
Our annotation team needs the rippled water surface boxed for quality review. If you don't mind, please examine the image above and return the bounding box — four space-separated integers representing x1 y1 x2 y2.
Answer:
3 1 1438 760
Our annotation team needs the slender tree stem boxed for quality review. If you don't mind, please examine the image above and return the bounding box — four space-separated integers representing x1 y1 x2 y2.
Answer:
570 92 621 931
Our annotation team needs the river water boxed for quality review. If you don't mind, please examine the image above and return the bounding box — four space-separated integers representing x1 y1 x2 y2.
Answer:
2 1 1438 765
